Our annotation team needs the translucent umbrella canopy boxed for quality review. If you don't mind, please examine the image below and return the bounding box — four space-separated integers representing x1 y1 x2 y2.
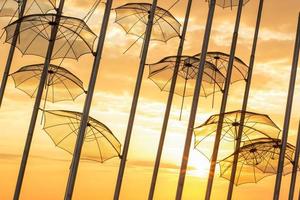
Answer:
43 110 122 163
0 0 56 17
208 0 250 8
194 51 249 83
194 110 281 161
10 64 85 103
4 14 97 59
114 3 181 42
219 138 297 185
148 55 225 97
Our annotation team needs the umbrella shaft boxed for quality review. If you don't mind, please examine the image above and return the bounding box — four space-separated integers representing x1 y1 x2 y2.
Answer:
205 1 244 199
114 1 158 199
148 0 194 199
0 0 28 107
289 120 300 200
273 12 300 200
13 1 66 199
63 1 114 200
175 0 216 199
227 1 264 199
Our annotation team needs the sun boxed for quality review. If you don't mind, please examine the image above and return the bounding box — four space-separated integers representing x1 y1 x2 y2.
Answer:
187 151 211 178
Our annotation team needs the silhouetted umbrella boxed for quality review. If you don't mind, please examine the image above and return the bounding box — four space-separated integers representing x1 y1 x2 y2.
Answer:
194 110 281 160
0 0 55 17
210 0 250 8
114 3 180 42
148 55 225 118
219 138 297 186
114 2 181 53
10 64 86 102
43 110 122 162
194 51 249 83
4 13 97 59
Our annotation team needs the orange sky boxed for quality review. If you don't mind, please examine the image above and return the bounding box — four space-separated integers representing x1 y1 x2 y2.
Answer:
0 0 300 199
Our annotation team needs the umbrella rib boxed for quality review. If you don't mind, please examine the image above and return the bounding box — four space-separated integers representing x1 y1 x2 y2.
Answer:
44 121 80 129
55 127 80 146
52 27 77 58
13 72 41 87
90 127 104 162
22 23 51 55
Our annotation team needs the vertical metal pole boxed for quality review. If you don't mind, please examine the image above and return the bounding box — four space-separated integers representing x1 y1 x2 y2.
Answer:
0 0 28 107
13 0 65 199
113 1 158 199
175 0 216 199
289 120 300 200
205 0 244 199
147 1 193 199
63 1 113 199
226 1 264 199
274 12 300 200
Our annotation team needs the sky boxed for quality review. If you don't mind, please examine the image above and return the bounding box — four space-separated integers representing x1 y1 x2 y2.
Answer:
0 0 300 199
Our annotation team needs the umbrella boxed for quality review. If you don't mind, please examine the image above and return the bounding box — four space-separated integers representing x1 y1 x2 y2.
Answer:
219 138 297 186
114 3 180 42
148 55 226 119
194 51 249 83
4 13 97 60
114 2 181 53
10 64 86 103
43 110 121 162
0 0 55 18
209 0 250 8
194 110 281 161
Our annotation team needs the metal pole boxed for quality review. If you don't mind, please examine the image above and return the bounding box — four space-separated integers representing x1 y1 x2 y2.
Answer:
274 12 300 200
175 0 216 199
13 0 65 199
289 120 300 200
205 0 244 199
226 1 264 199
148 0 193 199
113 1 158 199
0 0 28 107
63 1 113 199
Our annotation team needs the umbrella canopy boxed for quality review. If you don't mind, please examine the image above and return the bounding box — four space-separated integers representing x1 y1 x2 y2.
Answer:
10 64 85 103
208 0 250 8
194 51 249 83
43 110 122 162
114 3 181 42
4 13 97 59
0 0 56 17
219 138 297 185
148 55 226 97
194 110 281 160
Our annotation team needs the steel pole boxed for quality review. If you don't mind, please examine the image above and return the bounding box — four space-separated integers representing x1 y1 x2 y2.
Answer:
226 1 264 199
13 0 65 199
63 1 114 199
289 120 300 200
113 1 158 199
273 12 300 200
205 0 244 199
0 0 28 107
148 1 193 199
175 0 216 199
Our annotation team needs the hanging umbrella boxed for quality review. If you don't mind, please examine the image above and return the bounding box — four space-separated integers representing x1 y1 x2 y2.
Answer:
209 0 250 8
148 55 225 118
194 110 281 161
219 138 297 186
194 51 249 83
148 56 225 97
43 110 122 162
4 13 97 60
114 3 181 42
114 2 181 53
0 0 56 17
10 64 86 102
